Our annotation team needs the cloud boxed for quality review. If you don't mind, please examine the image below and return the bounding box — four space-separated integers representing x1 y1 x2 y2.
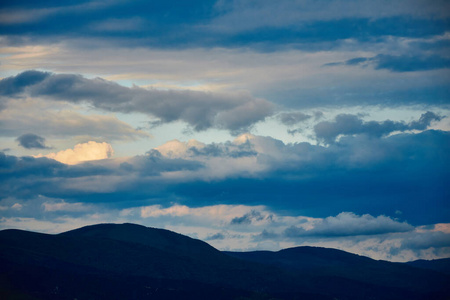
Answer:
0 1 448 54
211 0 450 31
277 112 312 126
2 38 448 112
314 112 442 143
155 138 257 159
42 200 91 212
284 212 414 237
230 210 265 225
133 150 205 176
374 54 450 72
409 111 444 130
0 70 50 96
0 129 448 225
16 133 50 149
1 195 448 261
205 232 226 240
139 204 266 221
0 71 274 132
0 97 150 141
11 203 23 210
35 141 114 165
155 139 206 159
325 54 450 72
401 231 450 250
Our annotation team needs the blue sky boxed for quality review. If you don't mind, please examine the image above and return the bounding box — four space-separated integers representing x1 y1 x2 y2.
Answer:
0 0 449 261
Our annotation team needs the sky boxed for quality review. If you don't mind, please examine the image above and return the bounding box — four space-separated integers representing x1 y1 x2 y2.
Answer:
0 0 449 262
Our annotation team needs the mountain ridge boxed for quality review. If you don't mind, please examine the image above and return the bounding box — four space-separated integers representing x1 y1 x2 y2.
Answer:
1 223 449 300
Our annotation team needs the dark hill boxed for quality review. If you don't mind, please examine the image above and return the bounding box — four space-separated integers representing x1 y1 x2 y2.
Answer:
407 258 450 275
225 247 450 295
60 223 225 262
225 246 375 271
1 223 449 300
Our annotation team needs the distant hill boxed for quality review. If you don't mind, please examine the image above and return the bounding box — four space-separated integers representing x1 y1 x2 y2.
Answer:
407 258 450 275
1 223 449 300
61 223 227 265
224 247 450 296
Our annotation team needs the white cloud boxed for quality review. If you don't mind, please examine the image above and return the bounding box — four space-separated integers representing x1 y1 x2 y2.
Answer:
11 203 23 210
155 139 205 158
42 200 91 212
35 141 114 165
140 204 268 224
285 212 414 237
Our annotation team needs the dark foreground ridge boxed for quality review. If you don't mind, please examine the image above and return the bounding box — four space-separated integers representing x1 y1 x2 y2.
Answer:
1 223 449 300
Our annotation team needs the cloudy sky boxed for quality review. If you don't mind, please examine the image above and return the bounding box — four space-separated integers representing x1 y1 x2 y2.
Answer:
1 0 449 262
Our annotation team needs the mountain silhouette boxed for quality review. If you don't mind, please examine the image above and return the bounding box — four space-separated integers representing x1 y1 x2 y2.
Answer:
1 223 449 300
406 258 450 275
225 247 450 296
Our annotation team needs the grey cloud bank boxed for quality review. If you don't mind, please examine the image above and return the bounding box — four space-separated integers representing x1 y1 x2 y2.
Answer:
0 71 274 132
1 129 448 225
314 112 442 144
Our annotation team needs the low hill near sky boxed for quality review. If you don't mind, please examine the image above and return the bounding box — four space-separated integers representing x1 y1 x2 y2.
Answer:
406 258 450 276
1 223 449 300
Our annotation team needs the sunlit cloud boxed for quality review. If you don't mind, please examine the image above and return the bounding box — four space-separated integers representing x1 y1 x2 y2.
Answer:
34 141 114 165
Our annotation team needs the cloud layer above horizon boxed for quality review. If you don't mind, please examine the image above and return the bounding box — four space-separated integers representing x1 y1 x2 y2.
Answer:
0 0 449 262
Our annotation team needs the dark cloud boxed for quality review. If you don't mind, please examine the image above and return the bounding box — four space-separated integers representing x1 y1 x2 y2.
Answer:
0 1 448 50
265 79 450 110
0 70 50 96
253 229 279 241
0 149 201 204
231 210 264 225
374 54 450 72
136 150 204 176
1 130 448 225
313 111 324 120
277 112 312 126
216 17 449 51
205 232 226 240
314 112 442 144
409 111 443 130
0 71 274 132
16 133 50 149
0 152 112 181
346 57 369 65
170 130 450 225
188 142 257 158
326 54 450 72
323 57 369 67
401 231 450 250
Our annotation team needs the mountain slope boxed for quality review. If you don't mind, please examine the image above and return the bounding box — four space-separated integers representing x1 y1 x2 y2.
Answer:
0 225 316 299
1 223 449 300
225 246 450 295
0 227 283 289
61 223 221 258
407 258 450 275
